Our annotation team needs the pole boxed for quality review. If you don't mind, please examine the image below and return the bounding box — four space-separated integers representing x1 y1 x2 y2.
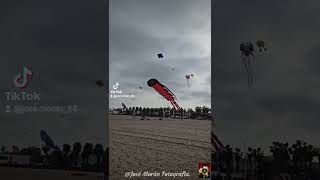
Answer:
217 150 219 172
244 141 247 180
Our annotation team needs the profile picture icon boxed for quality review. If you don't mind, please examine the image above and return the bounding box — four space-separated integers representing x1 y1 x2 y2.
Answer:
198 162 211 178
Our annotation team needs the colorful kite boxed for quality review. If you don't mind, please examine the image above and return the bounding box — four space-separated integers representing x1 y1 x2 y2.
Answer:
185 74 194 88
256 40 267 52
240 42 255 88
147 79 181 111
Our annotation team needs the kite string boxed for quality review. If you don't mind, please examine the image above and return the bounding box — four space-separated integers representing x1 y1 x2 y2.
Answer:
248 57 254 87
242 58 251 88
247 58 252 88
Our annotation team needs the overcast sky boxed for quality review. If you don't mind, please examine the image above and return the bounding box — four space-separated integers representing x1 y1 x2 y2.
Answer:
109 0 211 109
0 1 107 148
1 0 319 154
213 0 320 152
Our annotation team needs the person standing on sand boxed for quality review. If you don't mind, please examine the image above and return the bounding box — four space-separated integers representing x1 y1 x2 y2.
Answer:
180 108 183 120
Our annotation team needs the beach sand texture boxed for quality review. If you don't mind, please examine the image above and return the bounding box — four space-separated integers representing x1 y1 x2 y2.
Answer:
109 115 211 180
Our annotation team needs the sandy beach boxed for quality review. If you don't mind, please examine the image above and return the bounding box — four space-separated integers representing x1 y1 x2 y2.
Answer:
109 115 211 180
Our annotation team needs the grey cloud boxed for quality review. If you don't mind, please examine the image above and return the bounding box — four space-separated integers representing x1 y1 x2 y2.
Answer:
109 0 211 109
213 0 320 151
0 0 107 147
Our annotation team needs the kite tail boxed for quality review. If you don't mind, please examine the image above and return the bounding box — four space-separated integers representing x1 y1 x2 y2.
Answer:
170 101 177 110
248 57 254 88
170 100 181 111
242 58 251 88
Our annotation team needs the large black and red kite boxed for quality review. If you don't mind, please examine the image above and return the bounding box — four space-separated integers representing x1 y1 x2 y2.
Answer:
147 79 181 111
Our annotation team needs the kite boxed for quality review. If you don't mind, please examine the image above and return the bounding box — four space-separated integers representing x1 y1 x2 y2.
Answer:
157 53 163 59
185 74 194 88
96 80 104 87
256 40 267 52
40 130 57 150
139 86 143 89
211 131 224 152
185 75 191 88
147 79 181 111
122 103 127 111
240 42 255 88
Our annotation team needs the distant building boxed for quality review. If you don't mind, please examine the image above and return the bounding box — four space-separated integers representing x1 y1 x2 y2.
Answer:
312 156 319 168
0 153 10 164
0 153 31 166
